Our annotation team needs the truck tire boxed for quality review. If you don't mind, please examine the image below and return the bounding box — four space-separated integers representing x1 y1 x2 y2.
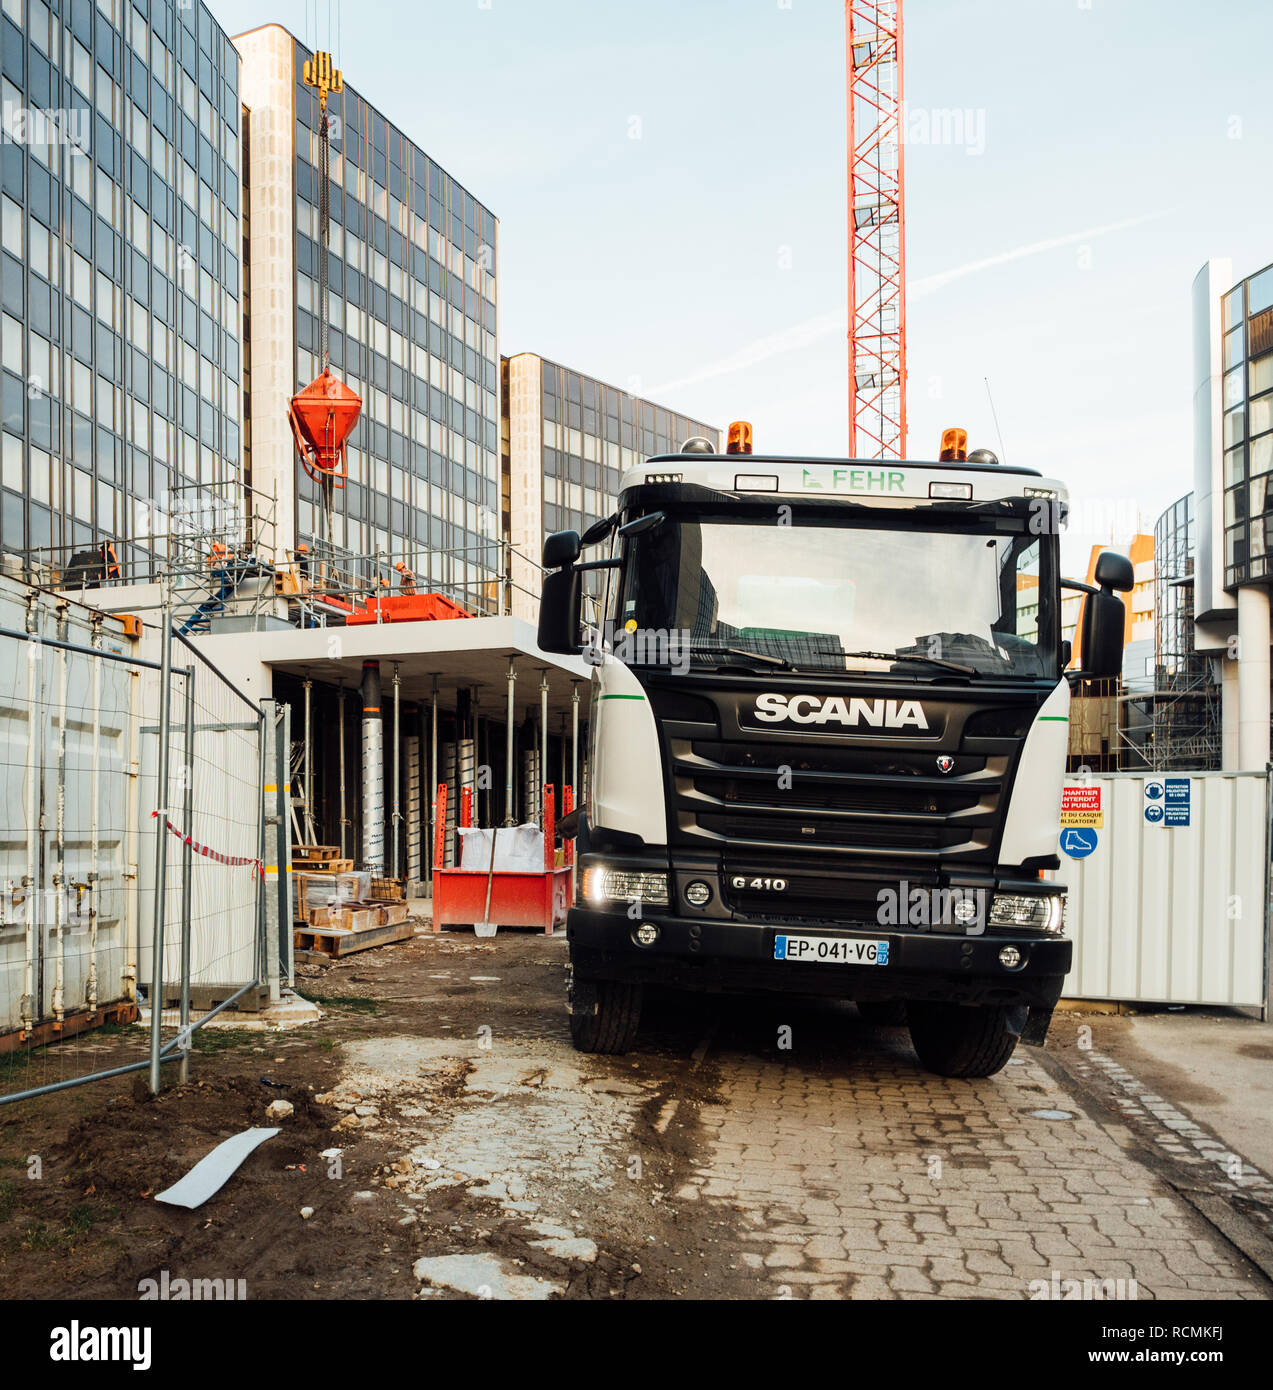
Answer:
569 977 643 1055
907 1001 1018 1078
857 1000 908 1027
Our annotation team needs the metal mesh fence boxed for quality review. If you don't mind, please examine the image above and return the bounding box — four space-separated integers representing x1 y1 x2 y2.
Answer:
0 581 276 1105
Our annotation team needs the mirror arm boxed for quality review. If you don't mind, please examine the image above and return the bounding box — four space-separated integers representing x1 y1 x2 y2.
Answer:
575 558 621 573
1060 577 1100 596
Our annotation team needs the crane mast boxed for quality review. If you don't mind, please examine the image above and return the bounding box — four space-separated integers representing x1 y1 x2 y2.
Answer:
847 1 907 460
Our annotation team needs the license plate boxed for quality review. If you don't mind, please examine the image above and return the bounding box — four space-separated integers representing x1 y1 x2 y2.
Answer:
774 935 889 965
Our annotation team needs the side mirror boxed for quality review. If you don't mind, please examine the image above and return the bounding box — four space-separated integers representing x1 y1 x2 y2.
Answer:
542 529 581 570
1080 590 1125 679
537 567 583 655
1093 550 1134 592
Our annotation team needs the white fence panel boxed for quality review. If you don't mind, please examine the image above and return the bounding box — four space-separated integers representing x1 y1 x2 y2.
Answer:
1062 772 1268 1007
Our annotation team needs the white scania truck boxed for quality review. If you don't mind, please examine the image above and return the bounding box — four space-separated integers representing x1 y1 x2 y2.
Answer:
537 430 1131 1077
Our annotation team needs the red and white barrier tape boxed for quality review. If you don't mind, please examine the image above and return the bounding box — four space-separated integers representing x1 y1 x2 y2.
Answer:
149 812 265 878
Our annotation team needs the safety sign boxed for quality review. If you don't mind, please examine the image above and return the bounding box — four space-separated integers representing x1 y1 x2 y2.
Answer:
1060 826 1098 859
1060 785 1103 828
1144 778 1190 827
1164 777 1191 827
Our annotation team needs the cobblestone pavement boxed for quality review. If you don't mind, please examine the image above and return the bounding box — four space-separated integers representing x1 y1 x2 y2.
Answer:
322 933 1272 1301
677 1012 1269 1299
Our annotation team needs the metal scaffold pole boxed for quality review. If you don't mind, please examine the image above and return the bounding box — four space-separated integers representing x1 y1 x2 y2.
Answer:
148 597 174 1095
539 671 550 829
337 682 347 858
178 670 194 1083
392 664 401 879
571 682 580 802
505 658 516 826
430 675 439 876
302 678 314 844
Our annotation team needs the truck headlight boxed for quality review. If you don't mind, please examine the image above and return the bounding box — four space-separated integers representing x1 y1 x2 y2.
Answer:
989 893 1065 934
581 866 669 907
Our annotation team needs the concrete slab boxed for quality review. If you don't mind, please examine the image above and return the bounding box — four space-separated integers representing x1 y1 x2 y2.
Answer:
1105 1009 1273 1176
412 1252 563 1300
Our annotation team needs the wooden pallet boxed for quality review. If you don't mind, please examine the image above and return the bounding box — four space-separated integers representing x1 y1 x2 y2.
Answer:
292 854 353 873
294 916 415 959
306 900 409 931
293 844 340 861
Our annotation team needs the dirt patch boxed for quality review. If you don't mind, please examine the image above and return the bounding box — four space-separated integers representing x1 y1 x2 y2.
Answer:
0 930 744 1300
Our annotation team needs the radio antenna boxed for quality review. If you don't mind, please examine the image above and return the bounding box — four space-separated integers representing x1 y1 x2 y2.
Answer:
984 377 1007 464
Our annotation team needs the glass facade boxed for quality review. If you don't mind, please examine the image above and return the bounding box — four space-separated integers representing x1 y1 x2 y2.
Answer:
538 359 718 537
1153 492 1219 768
1221 261 1273 588
1 0 242 572
289 40 500 601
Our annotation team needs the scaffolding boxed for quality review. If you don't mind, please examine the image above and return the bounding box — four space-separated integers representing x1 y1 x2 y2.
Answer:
166 481 279 635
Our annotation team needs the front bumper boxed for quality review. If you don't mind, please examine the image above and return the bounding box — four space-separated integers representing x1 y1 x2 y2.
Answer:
567 907 1070 1009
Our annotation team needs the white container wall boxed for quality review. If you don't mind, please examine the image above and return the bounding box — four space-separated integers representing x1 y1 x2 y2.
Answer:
0 580 138 1033
135 657 265 992
1061 772 1268 1008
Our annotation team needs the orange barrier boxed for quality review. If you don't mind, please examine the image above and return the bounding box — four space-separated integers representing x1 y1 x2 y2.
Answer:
346 593 471 625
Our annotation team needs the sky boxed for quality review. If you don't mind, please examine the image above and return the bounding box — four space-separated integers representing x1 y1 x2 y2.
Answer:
208 0 1273 570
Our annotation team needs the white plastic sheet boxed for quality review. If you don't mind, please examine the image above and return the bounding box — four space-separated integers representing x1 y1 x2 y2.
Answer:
154 1127 279 1209
457 824 544 872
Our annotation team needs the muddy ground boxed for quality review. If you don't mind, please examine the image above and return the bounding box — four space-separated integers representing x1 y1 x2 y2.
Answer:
0 930 731 1300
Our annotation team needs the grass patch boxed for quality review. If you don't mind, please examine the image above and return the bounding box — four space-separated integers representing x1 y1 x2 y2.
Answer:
0 1179 15 1222
190 1028 258 1055
20 1222 62 1251
318 1037 339 1053
305 993 379 1016
16 1199 118 1252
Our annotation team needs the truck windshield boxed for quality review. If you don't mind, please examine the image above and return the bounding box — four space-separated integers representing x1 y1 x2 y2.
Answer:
615 510 1057 679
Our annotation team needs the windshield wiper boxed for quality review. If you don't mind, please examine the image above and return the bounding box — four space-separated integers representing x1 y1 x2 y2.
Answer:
693 645 793 670
818 649 978 677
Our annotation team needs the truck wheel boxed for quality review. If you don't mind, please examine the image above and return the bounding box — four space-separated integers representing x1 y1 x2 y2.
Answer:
907 1001 1017 1078
857 1000 908 1027
569 977 643 1055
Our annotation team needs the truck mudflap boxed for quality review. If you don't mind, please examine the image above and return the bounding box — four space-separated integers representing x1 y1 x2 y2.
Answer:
566 966 599 1018
1017 1004 1056 1046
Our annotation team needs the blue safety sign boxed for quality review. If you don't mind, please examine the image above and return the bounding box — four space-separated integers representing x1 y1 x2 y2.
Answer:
1144 803 1164 824
1164 777 1191 827
1060 827 1098 859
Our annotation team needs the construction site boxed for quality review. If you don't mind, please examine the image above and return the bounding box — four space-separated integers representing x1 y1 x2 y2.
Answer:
0 0 1269 1332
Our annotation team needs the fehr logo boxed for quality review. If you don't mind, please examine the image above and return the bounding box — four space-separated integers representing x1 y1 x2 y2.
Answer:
752 693 929 730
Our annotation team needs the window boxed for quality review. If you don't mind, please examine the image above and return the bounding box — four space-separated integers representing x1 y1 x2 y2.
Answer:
1249 266 1273 318
1224 366 1245 410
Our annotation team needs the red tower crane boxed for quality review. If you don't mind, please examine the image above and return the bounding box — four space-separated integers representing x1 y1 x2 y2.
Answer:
846 1 907 459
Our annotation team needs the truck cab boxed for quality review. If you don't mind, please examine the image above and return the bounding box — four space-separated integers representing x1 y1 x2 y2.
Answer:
538 435 1131 1077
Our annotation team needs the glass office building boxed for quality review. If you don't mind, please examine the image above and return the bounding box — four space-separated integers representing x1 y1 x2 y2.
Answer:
234 26 500 603
502 351 718 618
1 0 243 571
1220 261 1273 588
1152 492 1219 768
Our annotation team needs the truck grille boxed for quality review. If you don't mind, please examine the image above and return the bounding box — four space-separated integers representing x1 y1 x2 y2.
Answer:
669 737 1004 864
